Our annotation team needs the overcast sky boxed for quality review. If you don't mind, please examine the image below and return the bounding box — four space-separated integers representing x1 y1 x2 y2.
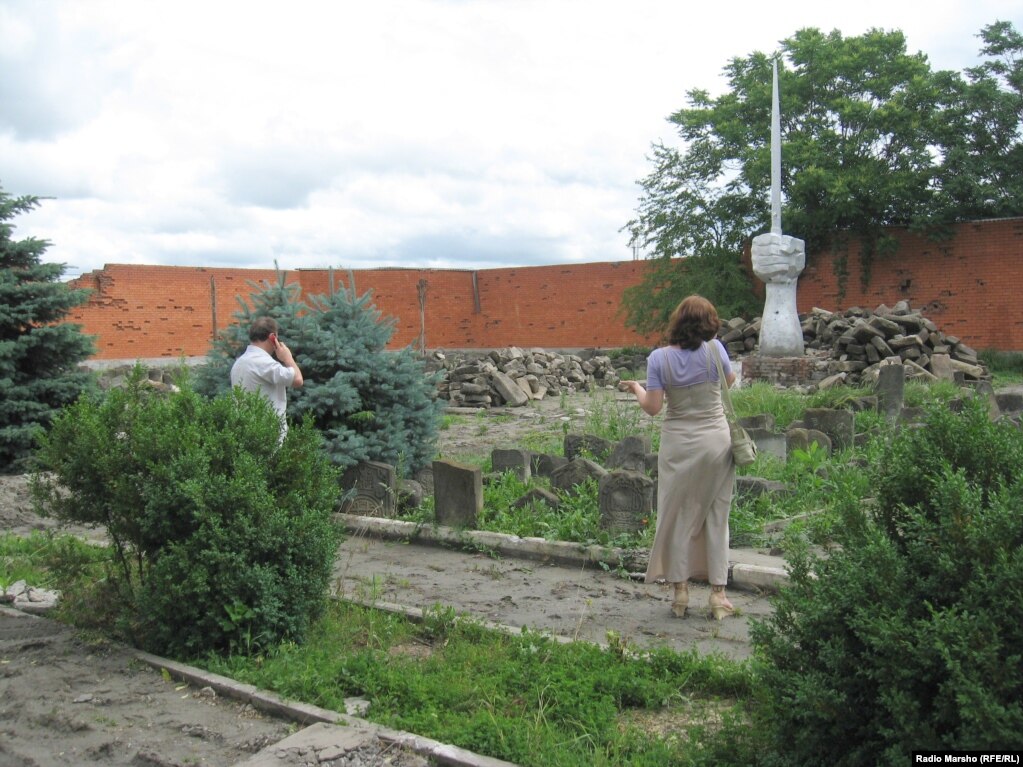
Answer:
2 0 1018 278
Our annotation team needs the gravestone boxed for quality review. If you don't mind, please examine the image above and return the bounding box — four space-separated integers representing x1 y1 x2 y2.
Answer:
398 479 424 513
876 362 905 422
533 454 569 477
739 413 776 431
413 466 435 496
803 408 855 451
599 471 654 535
748 428 787 461
644 453 658 476
340 461 396 518
550 458 607 496
512 487 561 511
930 353 954 381
786 427 832 455
564 434 613 461
972 380 1002 420
606 435 651 472
433 459 483 528
491 448 531 481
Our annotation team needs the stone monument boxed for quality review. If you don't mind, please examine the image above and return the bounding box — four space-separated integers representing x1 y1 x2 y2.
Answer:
753 60 805 358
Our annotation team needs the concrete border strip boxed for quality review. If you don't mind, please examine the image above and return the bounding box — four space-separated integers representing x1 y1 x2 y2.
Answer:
133 650 518 767
338 513 789 592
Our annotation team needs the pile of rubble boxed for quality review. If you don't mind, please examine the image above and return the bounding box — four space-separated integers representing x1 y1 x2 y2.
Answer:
429 348 622 407
429 301 988 407
718 300 987 386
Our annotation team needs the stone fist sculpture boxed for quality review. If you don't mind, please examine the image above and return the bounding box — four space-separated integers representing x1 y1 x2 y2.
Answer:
752 232 805 356
752 232 805 284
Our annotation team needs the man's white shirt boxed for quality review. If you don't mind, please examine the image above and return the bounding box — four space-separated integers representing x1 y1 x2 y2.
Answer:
230 345 296 422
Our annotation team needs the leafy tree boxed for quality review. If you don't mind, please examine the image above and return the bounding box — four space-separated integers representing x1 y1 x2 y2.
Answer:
32 368 342 658
927 21 1023 230
0 186 95 473
623 23 1023 332
195 270 443 476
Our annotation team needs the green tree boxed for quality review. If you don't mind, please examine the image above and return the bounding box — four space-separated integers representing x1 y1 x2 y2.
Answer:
33 369 342 658
927 21 1023 230
195 270 443 476
0 186 95 473
623 23 1023 332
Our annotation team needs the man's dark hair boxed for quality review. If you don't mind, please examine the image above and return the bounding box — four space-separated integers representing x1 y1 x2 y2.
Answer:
248 316 279 342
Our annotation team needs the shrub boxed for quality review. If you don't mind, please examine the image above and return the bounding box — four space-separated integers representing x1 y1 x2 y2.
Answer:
32 368 342 658
750 396 1023 765
195 268 443 476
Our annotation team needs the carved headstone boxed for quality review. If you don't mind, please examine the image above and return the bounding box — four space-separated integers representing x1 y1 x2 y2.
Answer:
598 471 654 534
340 461 396 518
433 459 483 528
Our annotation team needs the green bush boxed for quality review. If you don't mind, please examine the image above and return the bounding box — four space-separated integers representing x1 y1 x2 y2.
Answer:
195 269 443 476
750 396 1023 765
32 368 342 658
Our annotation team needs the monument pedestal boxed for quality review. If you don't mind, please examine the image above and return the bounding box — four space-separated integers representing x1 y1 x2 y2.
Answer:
741 352 832 388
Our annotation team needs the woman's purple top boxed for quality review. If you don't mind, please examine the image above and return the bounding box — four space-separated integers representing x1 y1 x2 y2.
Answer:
645 339 733 391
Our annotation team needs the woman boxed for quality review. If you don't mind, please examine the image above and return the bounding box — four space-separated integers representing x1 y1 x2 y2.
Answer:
622 295 737 620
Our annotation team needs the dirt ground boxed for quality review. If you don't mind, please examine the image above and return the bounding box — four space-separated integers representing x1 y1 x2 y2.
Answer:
0 390 643 766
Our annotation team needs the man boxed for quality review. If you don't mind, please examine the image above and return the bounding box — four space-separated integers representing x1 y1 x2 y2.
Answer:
230 316 304 435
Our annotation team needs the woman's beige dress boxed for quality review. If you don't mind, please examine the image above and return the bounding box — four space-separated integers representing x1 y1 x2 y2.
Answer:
644 343 735 586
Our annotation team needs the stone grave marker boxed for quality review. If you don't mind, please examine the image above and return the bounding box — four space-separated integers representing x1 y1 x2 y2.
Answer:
433 459 483 528
607 435 651 472
876 362 905 422
803 408 855 451
491 448 531 481
340 461 396 518
599 471 654 534
550 457 607 496
533 454 569 477
564 434 613 461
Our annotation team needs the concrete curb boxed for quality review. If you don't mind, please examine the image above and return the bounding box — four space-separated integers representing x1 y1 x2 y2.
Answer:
338 513 790 593
133 651 518 767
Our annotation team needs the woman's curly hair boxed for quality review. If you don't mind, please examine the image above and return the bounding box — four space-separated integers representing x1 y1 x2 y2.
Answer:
665 295 720 350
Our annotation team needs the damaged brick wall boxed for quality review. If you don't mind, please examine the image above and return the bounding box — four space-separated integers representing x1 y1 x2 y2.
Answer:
65 218 1023 360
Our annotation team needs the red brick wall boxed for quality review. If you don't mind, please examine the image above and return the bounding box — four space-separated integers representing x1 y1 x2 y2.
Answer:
65 218 1023 360
68 262 661 360
792 218 1023 350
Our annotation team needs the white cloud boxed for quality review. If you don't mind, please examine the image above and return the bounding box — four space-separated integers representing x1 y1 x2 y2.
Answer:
1 0 1019 277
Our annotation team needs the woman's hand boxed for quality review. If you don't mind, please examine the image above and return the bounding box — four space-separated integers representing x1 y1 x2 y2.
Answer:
620 380 663 416
620 380 644 396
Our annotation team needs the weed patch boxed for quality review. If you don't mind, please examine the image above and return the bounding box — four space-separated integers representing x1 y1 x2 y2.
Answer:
203 600 754 766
